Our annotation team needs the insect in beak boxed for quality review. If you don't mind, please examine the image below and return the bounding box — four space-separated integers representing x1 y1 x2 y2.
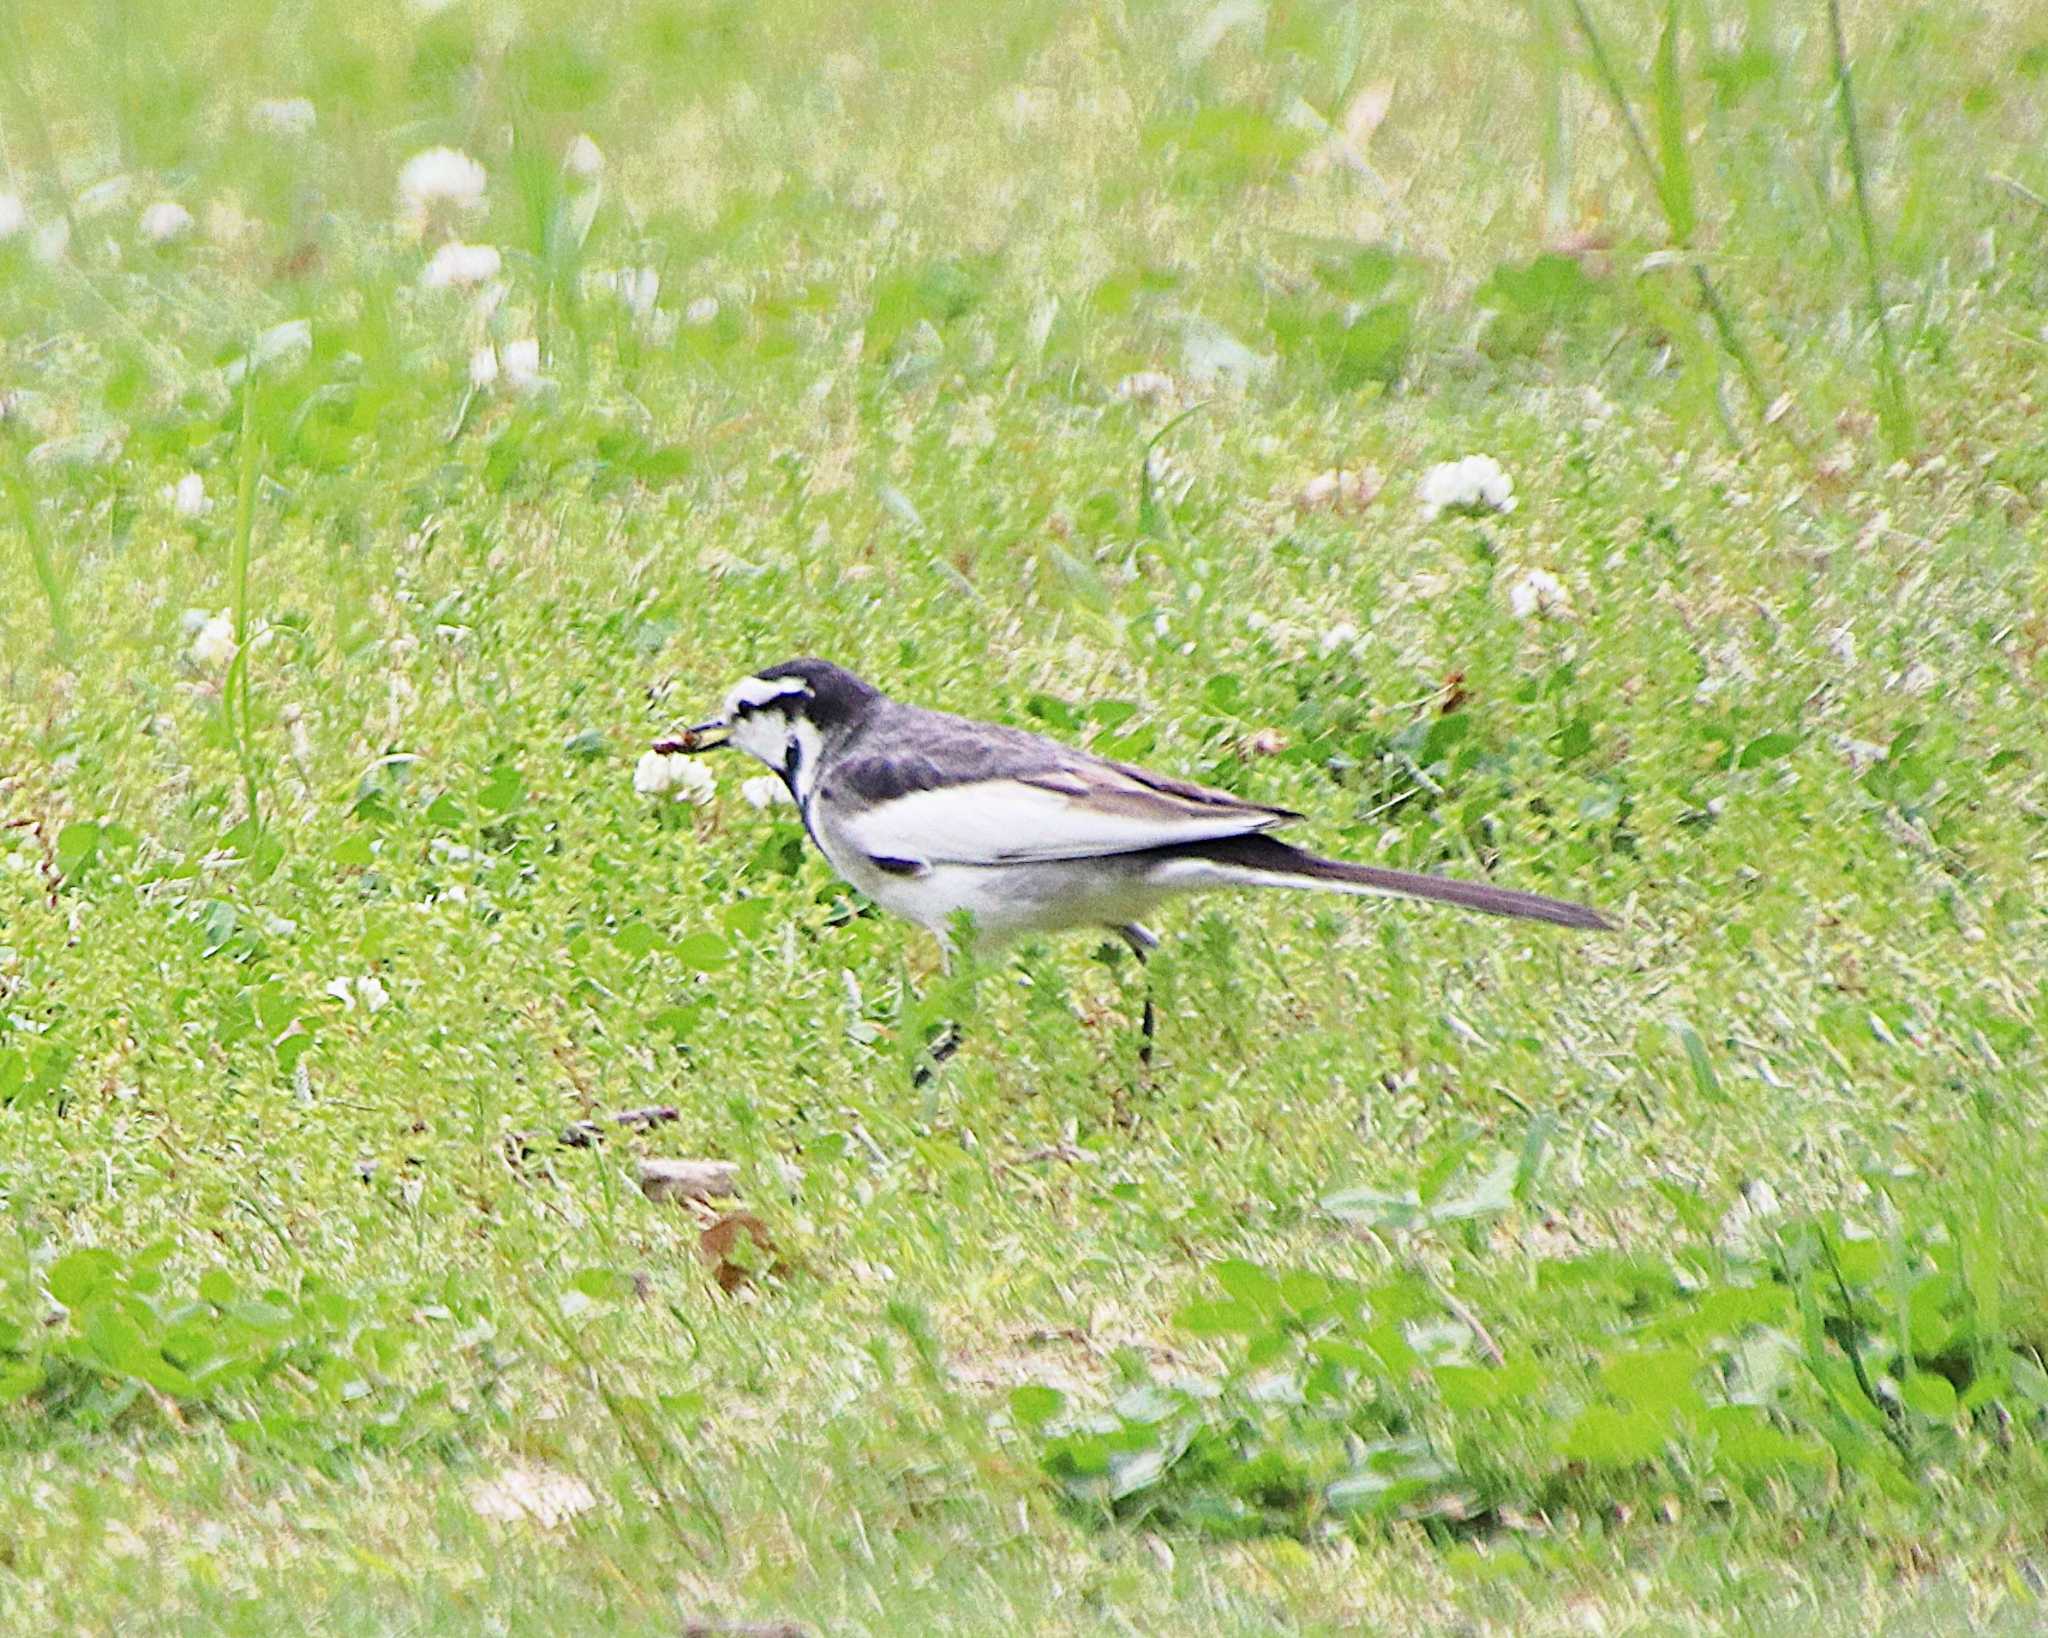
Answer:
653 721 730 754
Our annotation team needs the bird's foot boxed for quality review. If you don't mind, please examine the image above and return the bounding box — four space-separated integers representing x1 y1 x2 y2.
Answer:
912 1020 963 1087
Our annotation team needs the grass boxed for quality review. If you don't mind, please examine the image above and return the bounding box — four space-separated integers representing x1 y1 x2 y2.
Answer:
3 0 2048 1630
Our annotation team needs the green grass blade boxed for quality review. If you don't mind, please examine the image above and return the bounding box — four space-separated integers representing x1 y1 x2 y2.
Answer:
0 3 81 250
1652 0 1695 244
1528 0 1573 237
227 375 263 830
1564 0 1794 447
1826 0 1915 455
2 434 75 664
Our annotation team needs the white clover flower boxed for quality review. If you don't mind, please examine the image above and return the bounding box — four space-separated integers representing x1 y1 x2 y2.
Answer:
189 612 237 669
499 337 546 393
741 775 794 809
224 318 312 385
1297 466 1382 512
591 265 660 317
398 147 487 225
420 241 501 289
1717 1178 1782 1253
633 749 715 805
1318 620 1361 656
1419 454 1517 521
325 974 389 1013
468 279 509 328
263 318 313 364
139 201 194 244
250 97 316 137
1505 567 1573 622
1112 370 1176 404
468 345 499 388
169 473 209 518
564 133 605 182
684 294 719 326
1144 445 1193 507
1299 471 1340 509
0 194 25 242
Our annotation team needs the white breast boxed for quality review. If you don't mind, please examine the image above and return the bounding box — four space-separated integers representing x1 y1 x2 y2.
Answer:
809 804 1176 949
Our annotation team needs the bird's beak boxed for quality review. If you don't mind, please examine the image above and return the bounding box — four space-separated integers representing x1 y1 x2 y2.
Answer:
653 721 730 754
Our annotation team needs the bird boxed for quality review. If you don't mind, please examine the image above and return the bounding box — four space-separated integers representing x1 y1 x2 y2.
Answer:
657 658 1610 1070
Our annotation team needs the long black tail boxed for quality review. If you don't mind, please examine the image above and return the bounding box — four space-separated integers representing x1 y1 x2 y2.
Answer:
1170 832 1611 931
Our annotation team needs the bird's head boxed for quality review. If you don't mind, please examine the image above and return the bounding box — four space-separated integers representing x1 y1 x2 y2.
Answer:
656 658 880 797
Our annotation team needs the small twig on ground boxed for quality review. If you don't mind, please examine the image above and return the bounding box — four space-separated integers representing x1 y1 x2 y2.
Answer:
3 816 61 906
1429 1271 1507 1367
1358 1226 1506 1367
612 1104 680 1129
1987 172 2048 219
638 1158 740 1205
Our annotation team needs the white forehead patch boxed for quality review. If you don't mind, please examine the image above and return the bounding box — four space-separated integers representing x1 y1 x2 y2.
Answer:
723 673 812 719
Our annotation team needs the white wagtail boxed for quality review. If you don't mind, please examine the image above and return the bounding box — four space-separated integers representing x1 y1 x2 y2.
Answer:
658 658 1609 1065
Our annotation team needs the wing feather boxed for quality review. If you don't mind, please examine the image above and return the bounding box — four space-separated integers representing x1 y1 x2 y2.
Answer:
836 757 1296 867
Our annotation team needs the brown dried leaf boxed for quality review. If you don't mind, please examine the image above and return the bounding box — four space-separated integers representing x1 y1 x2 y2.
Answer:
697 1212 783 1293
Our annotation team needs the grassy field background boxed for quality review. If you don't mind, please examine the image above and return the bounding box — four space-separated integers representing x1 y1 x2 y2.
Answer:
4 0 2048 1630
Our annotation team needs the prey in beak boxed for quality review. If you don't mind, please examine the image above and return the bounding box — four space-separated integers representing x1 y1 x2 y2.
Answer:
653 721 730 754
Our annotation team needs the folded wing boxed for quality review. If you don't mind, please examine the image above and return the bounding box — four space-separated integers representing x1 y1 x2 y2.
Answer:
836 756 1298 867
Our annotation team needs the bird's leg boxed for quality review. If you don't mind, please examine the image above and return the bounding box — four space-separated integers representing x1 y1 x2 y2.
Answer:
1119 923 1160 1069
912 1020 963 1087
911 932 967 1087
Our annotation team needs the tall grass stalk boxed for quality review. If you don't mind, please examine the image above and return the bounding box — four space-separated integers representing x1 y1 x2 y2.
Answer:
2 436 75 664
1826 0 1915 455
1562 0 1797 451
224 377 264 829
100 0 133 168
527 1281 726 1565
0 4 81 250
1530 1 1572 239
